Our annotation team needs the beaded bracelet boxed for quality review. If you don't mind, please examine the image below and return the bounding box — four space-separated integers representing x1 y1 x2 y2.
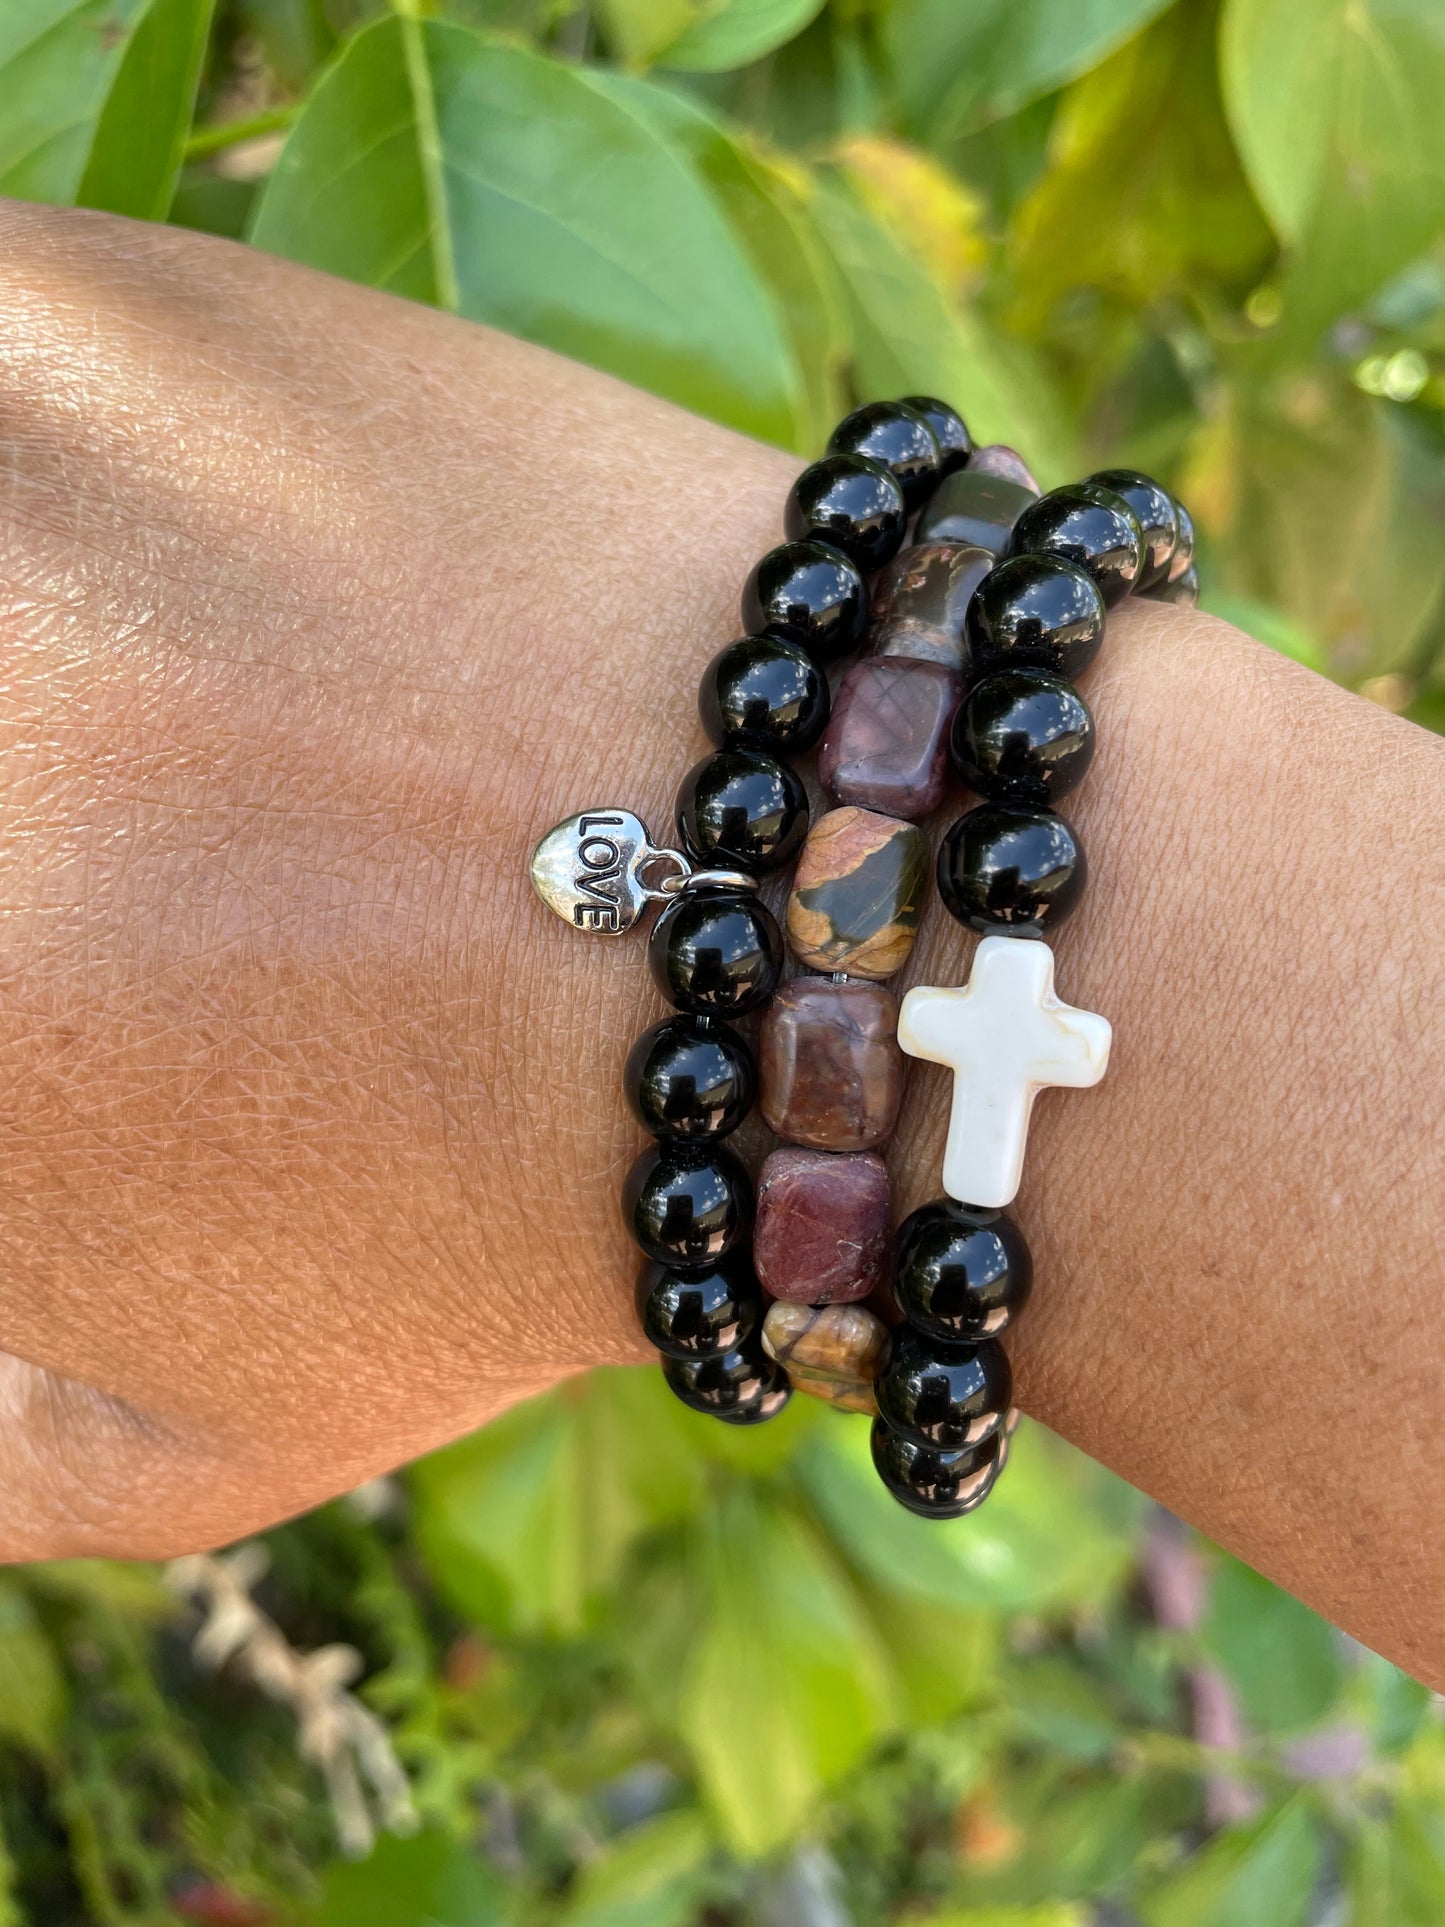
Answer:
530 398 1196 1520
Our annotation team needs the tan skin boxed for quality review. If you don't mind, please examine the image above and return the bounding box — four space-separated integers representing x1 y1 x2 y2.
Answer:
0 200 1441 1682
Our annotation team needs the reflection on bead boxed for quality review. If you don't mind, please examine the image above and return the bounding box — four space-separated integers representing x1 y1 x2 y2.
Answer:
868 542 992 670
675 749 808 874
1087 467 1178 589
828 400 942 511
635 1253 760 1357
649 889 784 1017
874 1326 1012 1451
624 1014 755 1141
968 444 1040 493
1148 563 1198 609
784 454 908 573
901 395 972 475
819 655 962 819
870 1419 1002 1518
758 976 902 1152
952 668 1095 807
1169 499 1195 581
892 1199 1033 1343
966 553 1107 682
699 635 830 756
915 469 1038 555
623 1141 753 1267
1008 483 1144 607
753 1145 891 1304
742 540 868 664
664 1345 791 1424
762 1300 888 1414
937 804 1087 933
788 807 929 979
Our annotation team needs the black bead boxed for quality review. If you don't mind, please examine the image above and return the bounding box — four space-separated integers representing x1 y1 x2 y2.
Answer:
699 634 830 757
893 1200 1033 1345
649 888 783 1017
663 1345 791 1424
675 749 808 874
1087 468 1178 589
1170 498 1195 578
870 1419 1002 1519
827 400 941 512
875 1326 1011 1451
741 540 868 665
901 395 972 475
1008 483 1144 607
966 553 1107 682
915 469 1037 555
1149 562 1198 609
784 454 907 573
623 1141 753 1267
937 804 1087 933
952 668 1096 807
635 1253 760 1358
624 1015 755 1142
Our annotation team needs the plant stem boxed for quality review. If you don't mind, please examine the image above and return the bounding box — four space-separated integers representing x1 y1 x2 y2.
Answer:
184 105 297 162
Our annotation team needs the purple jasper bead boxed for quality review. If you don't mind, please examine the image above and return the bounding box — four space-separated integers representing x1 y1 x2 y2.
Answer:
867 541 992 672
819 656 963 820
968 444 1040 494
753 1146 891 1305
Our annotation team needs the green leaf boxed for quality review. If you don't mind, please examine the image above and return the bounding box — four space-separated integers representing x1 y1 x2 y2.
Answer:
884 0 1173 143
312 1830 512 1927
77 0 214 219
558 1811 716 1927
250 22 807 444
1201 1556 1342 1735
912 1909 1087 1927
0 1580 67 1756
1346 1800 1445 1927
659 0 826 73
0 0 150 202
593 0 697 68
1139 1797 1321 1927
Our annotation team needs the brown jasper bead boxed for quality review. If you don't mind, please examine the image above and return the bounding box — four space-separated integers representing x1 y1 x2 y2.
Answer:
787 807 928 979
753 1146 891 1304
867 541 992 670
759 977 903 1152
761 1300 888 1415
819 656 963 820
968 444 1041 494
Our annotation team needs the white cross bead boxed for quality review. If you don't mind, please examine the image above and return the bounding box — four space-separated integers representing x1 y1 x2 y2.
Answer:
898 936 1111 1209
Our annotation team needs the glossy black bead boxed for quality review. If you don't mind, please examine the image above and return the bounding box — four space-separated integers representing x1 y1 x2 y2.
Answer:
901 395 972 475
699 635 829 758
875 1326 1011 1451
675 749 808 874
742 540 868 665
915 469 1038 555
635 1253 760 1358
1087 468 1178 589
1170 498 1195 578
784 454 907 573
937 804 1087 933
623 1141 753 1268
870 1419 1002 1519
663 1344 791 1424
624 1015 755 1142
952 668 1096 807
1008 483 1144 607
827 400 941 511
966 554 1107 681
649 888 784 1017
1151 562 1198 609
893 1200 1033 1344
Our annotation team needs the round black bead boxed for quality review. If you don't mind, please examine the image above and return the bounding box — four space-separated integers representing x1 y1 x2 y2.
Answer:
966 554 1107 682
937 804 1087 934
901 395 972 475
784 454 907 573
893 1200 1033 1344
624 1015 755 1142
1152 562 1198 609
952 668 1095 807
699 635 829 757
827 400 941 511
1170 498 1195 578
648 888 783 1017
635 1253 760 1358
675 749 808 874
741 540 868 665
1008 482 1144 607
663 1345 791 1424
1087 468 1178 589
875 1326 1011 1451
870 1419 1002 1519
623 1141 753 1267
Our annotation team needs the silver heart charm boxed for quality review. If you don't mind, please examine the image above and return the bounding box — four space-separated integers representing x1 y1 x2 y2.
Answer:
529 808 688 936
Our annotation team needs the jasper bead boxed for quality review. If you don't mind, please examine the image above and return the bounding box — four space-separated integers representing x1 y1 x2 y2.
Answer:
753 1146 890 1304
870 1420 1002 1518
636 1253 759 1358
867 542 992 671
1008 483 1144 607
828 400 941 511
762 1301 888 1415
966 554 1107 682
784 454 907 573
788 807 928 979
952 668 1096 806
664 1345 791 1424
893 1200 1033 1344
649 889 783 1017
699 635 829 756
875 1326 1011 1451
968 444 1040 494
675 749 807 874
623 1141 753 1267
915 469 1037 555
758 977 902 1152
1088 467 1177 588
937 804 1087 933
742 540 868 665
819 656 962 820
901 395 972 475
624 1014 755 1142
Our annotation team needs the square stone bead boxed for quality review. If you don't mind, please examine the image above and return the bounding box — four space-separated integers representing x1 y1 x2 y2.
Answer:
868 541 992 670
761 1300 888 1414
915 469 1037 554
968 444 1040 493
759 977 903 1152
787 806 927 980
753 1146 890 1304
818 656 962 819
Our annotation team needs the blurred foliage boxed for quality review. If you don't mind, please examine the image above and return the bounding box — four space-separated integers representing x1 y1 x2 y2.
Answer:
1 0 1444 1919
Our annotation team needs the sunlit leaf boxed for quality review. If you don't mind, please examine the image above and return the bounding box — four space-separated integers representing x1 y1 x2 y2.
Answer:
78 0 213 219
0 1581 67 1756
1346 1799 1445 1927
593 0 696 68
558 1811 716 1927
1138 1797 1322 1927
313 1830 512 1927
0 0 150 201
1201 1556 1342 1735
659 0 826 73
